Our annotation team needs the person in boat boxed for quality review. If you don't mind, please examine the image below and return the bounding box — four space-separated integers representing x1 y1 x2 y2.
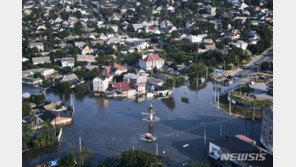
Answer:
145 133 153 140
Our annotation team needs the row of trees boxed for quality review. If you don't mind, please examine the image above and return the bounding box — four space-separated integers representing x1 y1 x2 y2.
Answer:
58 148 210 167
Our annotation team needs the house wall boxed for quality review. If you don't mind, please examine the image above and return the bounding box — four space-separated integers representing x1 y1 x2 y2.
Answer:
93 79 109 92
62 61 74 68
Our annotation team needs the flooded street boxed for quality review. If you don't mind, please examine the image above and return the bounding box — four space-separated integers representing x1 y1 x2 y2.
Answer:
22 82 261 166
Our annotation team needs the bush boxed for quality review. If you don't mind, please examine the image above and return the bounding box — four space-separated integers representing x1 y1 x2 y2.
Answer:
55 82 71 93
29 94 45 105
75 85 88 94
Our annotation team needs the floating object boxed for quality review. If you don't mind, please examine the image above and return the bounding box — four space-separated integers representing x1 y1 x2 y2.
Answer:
140 133 157 143
181 97 189 104
183 144 189 148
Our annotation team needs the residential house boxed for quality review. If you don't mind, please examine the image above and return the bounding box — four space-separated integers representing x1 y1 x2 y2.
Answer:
188 34 207 43
106 24 118 32
32 56 51 65
81 45 94 55
231 40 248 50
111 82 136 96
22 77 43 87
139 54 164 71
40 110 73 126
43 101 67 112
22 114 44 129
60 73 80 87
77 54 97 63
22 68 55 77
104 63 128 76
61 57 75 68
123 73 147 93
29 42 44 51
93 73 113 92
147 77 164 90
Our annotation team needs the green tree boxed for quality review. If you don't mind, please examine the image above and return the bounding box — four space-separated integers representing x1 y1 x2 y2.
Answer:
74 85 88 94
22 101 31 118
29 94 45 105
74 22 83 35
56 82 71 93
119 149 160 167
58 152 77 167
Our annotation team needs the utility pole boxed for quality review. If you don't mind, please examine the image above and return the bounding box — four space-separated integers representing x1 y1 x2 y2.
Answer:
206 67 208 79
132 139 135 152
156 143 158 156
58 112 61 126
79 137 82 153
220 124 222 137
252 102 255 122
202 122 206 146
228 92 231 115
217 92 220 111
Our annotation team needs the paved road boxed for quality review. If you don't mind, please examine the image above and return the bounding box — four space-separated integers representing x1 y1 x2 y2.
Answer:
234 47 273 78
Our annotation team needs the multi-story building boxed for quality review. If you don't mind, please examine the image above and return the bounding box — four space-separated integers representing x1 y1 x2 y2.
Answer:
260 106 273 153
93 73 113 92
139 54 164 71
123 73 147 93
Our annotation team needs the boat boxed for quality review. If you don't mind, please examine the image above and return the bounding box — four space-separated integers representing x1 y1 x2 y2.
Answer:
142 133 157 143
93 92 102 96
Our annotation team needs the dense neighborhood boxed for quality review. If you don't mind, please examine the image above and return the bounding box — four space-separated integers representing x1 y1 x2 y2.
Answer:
22 0 273 166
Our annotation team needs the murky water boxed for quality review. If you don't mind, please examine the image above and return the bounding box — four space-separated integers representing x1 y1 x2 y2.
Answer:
22 82 261 166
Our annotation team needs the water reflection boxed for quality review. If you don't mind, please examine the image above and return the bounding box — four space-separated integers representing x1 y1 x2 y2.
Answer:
94 97 109 109
160 96 175 111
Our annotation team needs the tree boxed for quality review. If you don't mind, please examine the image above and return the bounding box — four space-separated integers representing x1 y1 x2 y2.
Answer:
58 148 94 167
56 82 71 93
75 85 88 94
22 101 31 117
188 63 208 79
58 152 77 167
74 22 83 35
29 94 45 105
119 149 160 167
189 162 210 167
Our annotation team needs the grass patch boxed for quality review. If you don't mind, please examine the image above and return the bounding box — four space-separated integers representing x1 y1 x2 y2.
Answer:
219 94 263 120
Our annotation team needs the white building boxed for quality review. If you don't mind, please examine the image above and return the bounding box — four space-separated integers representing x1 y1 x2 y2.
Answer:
139 54 164 71
188 34 207 43
93 73 113 92
61 57 75 68
232 40 248 50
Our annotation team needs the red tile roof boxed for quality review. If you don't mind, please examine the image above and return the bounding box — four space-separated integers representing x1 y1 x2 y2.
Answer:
205 44 216 50
143 54 163 62
103 72 113 78
105 63 127 72
112 82 135 92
